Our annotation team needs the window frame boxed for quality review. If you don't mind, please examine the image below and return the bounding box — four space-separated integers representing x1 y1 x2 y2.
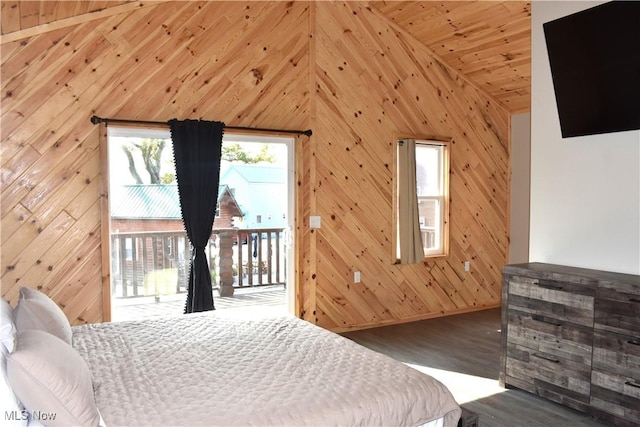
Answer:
99 123 298 321
415 142 449 257
393 136 451 263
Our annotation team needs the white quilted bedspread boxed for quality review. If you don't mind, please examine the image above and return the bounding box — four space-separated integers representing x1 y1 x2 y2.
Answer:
72 312 460 427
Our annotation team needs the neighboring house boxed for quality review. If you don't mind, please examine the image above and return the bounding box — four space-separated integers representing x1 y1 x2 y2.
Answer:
219 165 287 229
110 184 243 233
108 184 245 296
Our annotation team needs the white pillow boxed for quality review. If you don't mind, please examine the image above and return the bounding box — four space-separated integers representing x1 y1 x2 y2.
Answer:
1 299 16 353
6 330 101 427
13 288 72 345
1 347 28 426
1 300 28 426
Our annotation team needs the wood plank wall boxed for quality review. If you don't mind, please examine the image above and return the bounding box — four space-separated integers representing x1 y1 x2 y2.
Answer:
1 1 311 323
1 1 132 37
1 1 509 332
302 2 509 331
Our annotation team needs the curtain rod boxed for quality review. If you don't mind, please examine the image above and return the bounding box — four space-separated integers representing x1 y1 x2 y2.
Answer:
90 115 312 137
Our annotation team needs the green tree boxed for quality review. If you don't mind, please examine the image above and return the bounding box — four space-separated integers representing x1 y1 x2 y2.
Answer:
222 143 275 164
121 138 170 184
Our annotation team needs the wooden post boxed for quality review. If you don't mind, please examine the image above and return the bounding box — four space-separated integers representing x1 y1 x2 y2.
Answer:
217 230 235 297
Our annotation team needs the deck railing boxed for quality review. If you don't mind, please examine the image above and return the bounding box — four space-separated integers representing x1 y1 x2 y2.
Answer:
110 228 287 299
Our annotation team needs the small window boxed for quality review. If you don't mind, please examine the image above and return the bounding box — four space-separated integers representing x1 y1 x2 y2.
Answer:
396 138 450 262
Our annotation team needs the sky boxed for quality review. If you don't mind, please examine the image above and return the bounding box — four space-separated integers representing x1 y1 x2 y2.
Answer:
108 135 288 188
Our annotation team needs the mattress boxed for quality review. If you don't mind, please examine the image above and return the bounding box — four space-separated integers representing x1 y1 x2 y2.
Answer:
72 312 461 426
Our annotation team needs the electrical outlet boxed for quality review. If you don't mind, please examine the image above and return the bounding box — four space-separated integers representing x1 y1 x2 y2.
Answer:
309 215 321 229
354 271 361 283
464 261 470 272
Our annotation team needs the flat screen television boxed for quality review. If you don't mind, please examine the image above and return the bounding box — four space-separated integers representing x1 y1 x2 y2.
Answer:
543 1 640 138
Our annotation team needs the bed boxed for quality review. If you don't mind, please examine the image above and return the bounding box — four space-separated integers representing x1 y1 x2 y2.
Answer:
2 287 461 427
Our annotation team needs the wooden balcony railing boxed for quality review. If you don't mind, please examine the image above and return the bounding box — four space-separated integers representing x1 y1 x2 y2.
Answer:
110 228 287 299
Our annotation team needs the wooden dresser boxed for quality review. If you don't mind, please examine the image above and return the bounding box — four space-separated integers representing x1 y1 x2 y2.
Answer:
500 263 640 427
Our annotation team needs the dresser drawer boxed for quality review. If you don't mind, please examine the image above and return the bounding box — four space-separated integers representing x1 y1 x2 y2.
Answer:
591 369 640 425
507 275 595 326
506 343 591 403
507 309 593 364
593 330 640 378
595 284 640 335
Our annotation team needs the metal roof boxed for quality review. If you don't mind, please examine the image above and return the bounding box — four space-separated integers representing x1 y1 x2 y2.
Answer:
111 184 234 219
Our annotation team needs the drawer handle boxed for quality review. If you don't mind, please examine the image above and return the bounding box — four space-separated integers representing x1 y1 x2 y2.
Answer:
532 315 562 327
625 381 640 389
537 282 564 291
532 353 560 364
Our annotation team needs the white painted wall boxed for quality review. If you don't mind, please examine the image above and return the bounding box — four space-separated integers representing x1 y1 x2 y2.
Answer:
509 113 531 264
531 1 640 275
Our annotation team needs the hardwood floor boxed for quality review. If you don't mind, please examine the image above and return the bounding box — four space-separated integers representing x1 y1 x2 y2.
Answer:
342 309 611 427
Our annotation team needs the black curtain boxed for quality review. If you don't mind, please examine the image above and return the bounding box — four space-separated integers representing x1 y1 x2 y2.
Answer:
169 119 224 313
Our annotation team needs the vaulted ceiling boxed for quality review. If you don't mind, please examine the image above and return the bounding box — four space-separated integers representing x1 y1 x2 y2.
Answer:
371 1 531 113
0 1 531 113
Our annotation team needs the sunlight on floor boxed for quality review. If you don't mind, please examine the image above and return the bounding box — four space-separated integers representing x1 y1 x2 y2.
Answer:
405 363 507 404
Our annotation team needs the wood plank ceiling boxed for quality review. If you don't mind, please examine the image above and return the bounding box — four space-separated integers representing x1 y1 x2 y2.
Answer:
370 1 531 113
1 0 532 113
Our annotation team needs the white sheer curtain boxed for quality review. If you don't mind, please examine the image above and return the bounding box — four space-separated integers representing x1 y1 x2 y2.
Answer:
397 139 424 263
